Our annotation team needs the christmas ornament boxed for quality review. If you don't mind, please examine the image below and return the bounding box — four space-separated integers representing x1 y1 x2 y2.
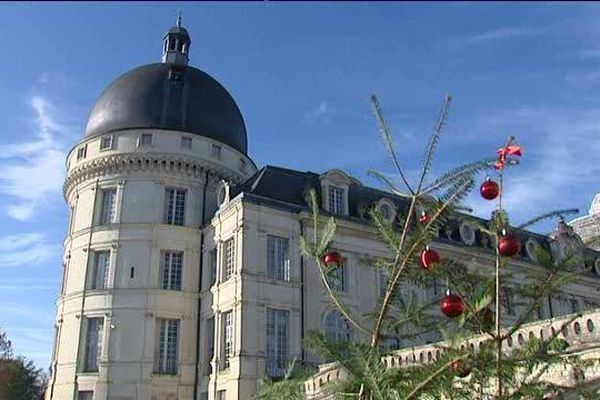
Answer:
480 178 500 200
323 251 342 268
498 231 520 257
419 211 430 224
451 360 472 378
495 144 523 170
420 246 440 271
441 292 464 318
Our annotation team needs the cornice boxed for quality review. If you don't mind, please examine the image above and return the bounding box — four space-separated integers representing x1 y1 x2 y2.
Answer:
63 152 241 199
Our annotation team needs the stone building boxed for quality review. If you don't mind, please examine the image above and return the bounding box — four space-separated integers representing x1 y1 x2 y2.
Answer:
45 20 600 400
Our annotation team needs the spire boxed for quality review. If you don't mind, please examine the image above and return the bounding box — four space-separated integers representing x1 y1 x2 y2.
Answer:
162 14 191 65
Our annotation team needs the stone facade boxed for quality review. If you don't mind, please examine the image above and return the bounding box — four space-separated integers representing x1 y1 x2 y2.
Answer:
45 20 600 400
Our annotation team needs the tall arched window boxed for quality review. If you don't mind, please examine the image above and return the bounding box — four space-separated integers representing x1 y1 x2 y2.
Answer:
325 310 352 342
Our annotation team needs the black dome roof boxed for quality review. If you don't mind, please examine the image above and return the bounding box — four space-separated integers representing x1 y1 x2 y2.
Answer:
85 63 248 154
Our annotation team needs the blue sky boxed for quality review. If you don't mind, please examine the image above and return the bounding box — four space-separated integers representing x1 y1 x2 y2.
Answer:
2 3 600 369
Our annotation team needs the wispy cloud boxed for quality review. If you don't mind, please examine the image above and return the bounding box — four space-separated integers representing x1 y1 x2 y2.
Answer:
304 101 331 122
445 26 551 51
0 96 72 220
465 106 600 230
0 233 58 267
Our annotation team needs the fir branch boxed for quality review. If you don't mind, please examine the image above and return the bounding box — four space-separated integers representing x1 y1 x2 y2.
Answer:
367 170 409 197
422 158 495 195
515 208 579 230
370 95 415 195
416 95 452 193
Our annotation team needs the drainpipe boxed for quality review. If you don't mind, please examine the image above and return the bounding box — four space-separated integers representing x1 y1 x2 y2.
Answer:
193 170 210 400
300 218 306 364
49 190 79 399
72 179 99 400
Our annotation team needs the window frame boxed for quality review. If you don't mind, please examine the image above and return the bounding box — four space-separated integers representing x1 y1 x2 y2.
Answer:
164 188 187 226
328 185 345 215
181 136 193 149
211 144 222 159
160 251 183 290
221 311 233 370
266 235 290 281
99 135 114 151
82 317 104 372
99 188 117 225
266 308 290 378
90 250 110 290
138 133 153 147
329 258 347 293
154 318 180 375
76 144 87 160
223 238 236 281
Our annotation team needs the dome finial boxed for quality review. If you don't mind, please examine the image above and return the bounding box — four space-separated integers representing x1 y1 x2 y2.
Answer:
162 16 191 65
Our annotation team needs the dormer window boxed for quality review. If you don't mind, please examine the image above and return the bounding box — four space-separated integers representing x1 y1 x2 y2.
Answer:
320 169 353 216
328 186 344 215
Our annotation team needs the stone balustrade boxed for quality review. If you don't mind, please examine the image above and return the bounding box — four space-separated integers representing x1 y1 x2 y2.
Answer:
304 308 600 399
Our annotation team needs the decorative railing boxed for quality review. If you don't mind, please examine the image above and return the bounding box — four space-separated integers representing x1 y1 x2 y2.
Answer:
304 308 600 399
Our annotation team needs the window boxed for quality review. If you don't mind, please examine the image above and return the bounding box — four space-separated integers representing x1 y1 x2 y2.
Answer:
91 251 110 290
569 297 581 314
154 319 179 374
378 271 387 297
328 186 344 215
208 248 217 287
83 317 104 372
329 260 346 292
77 145 87 160
99 188 116 225
379 204 392 221
206 317 215 373
164 188 186 226
181 136 192 149
221 311 233 370
60 263 69 295
212 144 222 159
139 133 153 146
217 391 226 400
239 158 247 173
99 135 113 150
502 287 516 316
160 251 183 290
325 310 351 342
267 308 290 378
267 235 289 281
223 238 235 281
77 391 93 400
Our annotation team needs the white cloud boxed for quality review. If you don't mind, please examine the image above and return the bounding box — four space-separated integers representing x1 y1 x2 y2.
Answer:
0 233 58 267
445 26 551 51
465 106 600 229
304 101 331 122
0 96 71 220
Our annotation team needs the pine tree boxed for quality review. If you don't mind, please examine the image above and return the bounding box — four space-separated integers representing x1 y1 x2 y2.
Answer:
257 96 600 399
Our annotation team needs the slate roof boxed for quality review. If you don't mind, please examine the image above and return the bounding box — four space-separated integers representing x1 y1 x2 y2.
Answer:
232 165 600 274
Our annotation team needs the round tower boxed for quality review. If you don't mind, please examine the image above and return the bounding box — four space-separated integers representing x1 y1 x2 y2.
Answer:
47 18 256 400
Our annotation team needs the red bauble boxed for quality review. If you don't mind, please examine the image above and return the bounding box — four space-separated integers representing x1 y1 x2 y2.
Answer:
498 234 520 257
441 294 464 318
420 247 440 271
480 178 500 200
451 360 472 378
419 211 430 224
323 251 342 268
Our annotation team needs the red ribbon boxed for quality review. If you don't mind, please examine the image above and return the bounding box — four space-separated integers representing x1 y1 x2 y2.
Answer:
494 144 523 170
